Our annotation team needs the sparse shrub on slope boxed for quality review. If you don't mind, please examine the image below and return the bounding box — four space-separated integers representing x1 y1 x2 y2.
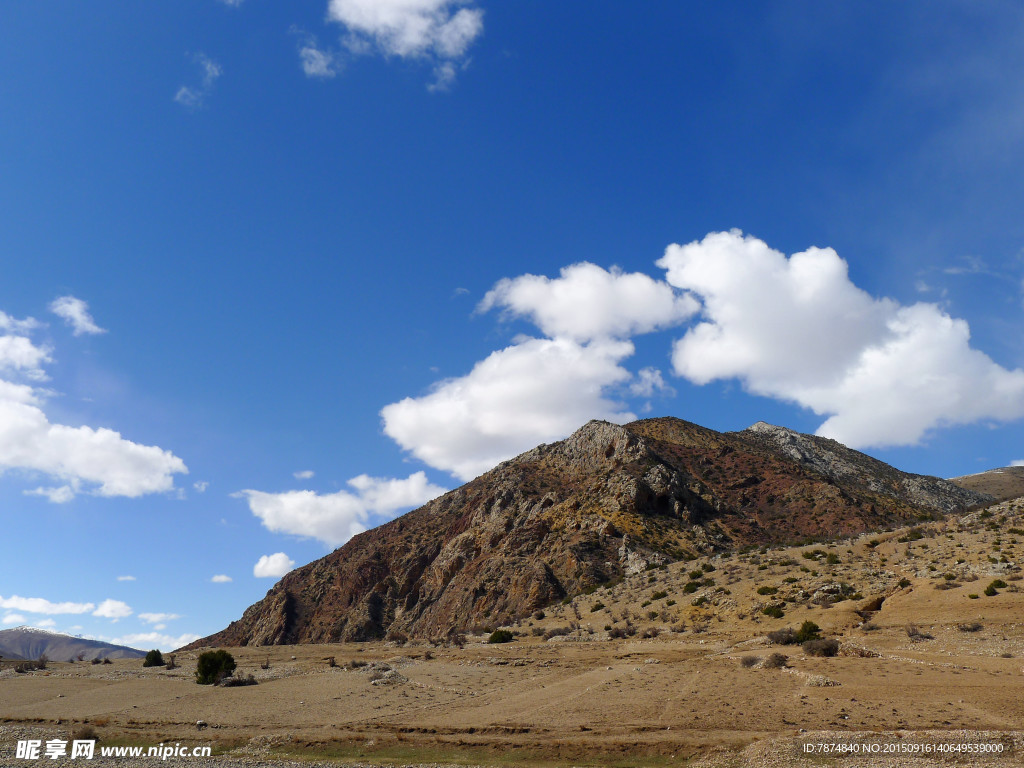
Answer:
195 649 236 685
794 621 821 643
143 650 164 668
488 629 514 644
802 638 840 657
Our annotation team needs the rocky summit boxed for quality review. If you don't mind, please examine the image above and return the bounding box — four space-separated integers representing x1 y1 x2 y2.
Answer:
188 417 989 648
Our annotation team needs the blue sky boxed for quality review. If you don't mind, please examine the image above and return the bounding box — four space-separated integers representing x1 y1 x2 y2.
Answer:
2 1 1024 651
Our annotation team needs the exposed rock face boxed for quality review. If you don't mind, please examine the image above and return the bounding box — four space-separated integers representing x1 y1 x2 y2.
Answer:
187 417 991 648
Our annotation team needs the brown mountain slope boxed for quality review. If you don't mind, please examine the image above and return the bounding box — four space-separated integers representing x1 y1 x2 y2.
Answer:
949 465 1024 502
187 417 989 648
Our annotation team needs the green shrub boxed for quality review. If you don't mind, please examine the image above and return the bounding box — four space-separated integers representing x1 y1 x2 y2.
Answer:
651 590 668 600
142 649 164 668
488 629 514 644
195 650 236 685
756 586 777 595
794 621 821 643
984 584 998 597
590 602 605 612
762 604 784 619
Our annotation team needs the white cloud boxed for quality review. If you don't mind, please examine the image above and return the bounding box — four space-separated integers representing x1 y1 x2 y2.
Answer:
49 296 106 336
1011 459 1024 467
34 618 56 628
236 471 446 547
92 599 132 620
479 262 698 343
138 612 180 624
0 310 187 502
382 337 636 480
657 230 1024 448
293 469 314 480
0 595 95 615
193 481 209 493
2 613 26 625
116 575 136 582
629 367 675 399
327 0 483 88
109 631 201 652
0 335 51 380
218 0 244 6
253 552 296 578
300 42 340 78
24 484 76 503
211 574 232 583
175 53 221 109
0 311 41 335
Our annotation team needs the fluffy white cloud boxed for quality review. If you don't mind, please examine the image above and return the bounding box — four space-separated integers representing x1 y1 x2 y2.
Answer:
300 43 339 78
629 367 675 399
33 618 56 628
0 397 188 498
0 311 41 334
93 599 132 620
253 552 296 578
175 54 221 109
293 469 314 480
382 337 636 480
236 471 446 547
658 230 1024 448
0 595 95 615
2 613 26 625
116 575 136 582
479 263 698 342
193 481 209 493
210 574 232 583
138 612 181 624
327 0 482 87
0 335 51 380
49 296 106 336
0 311 187 502
109 631 201 652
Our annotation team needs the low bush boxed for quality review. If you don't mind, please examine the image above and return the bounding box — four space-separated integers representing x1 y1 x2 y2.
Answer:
651 590 668 600
590 602 605 612
762 653 788 669
802 638 840 657
756 586 777 595
143 650 164 668
488 629 515 644
794 621 821 643
739 656 759 668
957 622 983 633
543 626 571 640
219 673 257 687
766 627 796 645
761 604 785 619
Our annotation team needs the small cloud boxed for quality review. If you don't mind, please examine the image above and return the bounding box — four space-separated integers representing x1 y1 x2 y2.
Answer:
299 41 340 79
92 599 132 620
253 552 296 578
1012 459 1024 467
175 53 222 109
1 613 26 625
116 575 136 582
453 287 470 296
49 296 106 336
193 481 209 493
211 574 232 583
138 612 181 624
0 595 95 615
293 470 314 480
109 631 201 653
218 0 244 6
0 311 41 334
24 485 77 504
34 618 56 628
629 367 675 399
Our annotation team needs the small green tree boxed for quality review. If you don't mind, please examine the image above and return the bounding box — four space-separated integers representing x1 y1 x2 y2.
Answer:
195 650 236 685
142 649 164 668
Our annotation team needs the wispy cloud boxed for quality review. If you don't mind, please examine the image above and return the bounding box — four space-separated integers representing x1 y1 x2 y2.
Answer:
211 574 232 583
49 296 106 336
175 53 222 109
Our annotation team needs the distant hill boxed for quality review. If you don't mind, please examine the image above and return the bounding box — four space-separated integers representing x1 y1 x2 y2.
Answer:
0 627 146 662
187 417 990 648
950 466 1024 503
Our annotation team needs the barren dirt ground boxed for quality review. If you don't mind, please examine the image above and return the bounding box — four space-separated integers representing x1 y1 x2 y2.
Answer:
6 500 1024 766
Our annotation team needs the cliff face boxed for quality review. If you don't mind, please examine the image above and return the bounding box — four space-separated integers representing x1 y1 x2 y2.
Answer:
187 417 990 648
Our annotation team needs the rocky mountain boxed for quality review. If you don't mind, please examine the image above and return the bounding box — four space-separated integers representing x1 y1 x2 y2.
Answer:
187 417 990 648
0 626 146 662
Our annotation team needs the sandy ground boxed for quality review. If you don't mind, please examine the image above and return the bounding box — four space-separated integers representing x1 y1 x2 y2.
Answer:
5 502 1024 766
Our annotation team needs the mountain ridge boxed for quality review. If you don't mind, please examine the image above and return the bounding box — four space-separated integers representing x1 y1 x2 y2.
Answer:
185 416 990 649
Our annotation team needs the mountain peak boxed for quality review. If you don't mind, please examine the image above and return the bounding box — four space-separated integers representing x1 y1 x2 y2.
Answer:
187 416 991 649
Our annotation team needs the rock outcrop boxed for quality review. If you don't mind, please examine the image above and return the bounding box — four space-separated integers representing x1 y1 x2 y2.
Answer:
186 417 990 648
